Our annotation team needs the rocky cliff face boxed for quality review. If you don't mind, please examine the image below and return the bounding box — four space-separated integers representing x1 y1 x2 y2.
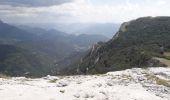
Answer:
75 17 170 74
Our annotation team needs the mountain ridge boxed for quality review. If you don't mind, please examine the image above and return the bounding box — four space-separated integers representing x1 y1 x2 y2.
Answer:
0 20 108 77
72 16 170 75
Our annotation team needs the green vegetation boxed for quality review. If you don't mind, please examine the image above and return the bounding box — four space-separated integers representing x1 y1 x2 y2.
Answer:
156 78 170 87
145 73 170 87
0 20 108 77
59 90 65 93
0 44 53 77
49 79 58 83
76 17 170 74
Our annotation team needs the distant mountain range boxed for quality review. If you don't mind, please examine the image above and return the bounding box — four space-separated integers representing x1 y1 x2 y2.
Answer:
0 20 36 42
54 23 120 38
68 17 170 75
3 17 170 77
0 20 108 77
15 23 120 38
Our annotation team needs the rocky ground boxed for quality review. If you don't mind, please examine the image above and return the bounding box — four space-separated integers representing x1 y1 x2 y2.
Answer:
0 67 170 100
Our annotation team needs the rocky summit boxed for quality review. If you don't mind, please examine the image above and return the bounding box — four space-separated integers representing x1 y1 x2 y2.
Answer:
0 67 170 100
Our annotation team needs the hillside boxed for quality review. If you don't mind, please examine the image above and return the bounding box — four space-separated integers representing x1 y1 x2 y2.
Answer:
0 44 56 77
75 17 170 74
0 20 36 44
0 20 108 77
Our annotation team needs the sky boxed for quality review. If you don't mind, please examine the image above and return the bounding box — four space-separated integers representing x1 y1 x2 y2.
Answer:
0 0 170 24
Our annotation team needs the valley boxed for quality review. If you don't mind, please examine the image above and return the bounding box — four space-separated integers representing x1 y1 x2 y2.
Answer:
1 0 170 100
0 20 109 77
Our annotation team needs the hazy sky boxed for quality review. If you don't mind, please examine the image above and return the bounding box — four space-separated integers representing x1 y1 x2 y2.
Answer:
0 0 170 24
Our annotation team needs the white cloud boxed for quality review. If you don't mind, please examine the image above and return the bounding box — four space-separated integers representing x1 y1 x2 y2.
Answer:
0 0 170 24
0 0 73 7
